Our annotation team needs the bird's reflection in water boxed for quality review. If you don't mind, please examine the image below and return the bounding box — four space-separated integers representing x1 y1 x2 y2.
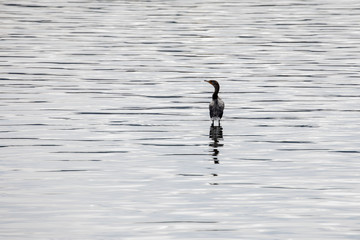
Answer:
209 125 224 164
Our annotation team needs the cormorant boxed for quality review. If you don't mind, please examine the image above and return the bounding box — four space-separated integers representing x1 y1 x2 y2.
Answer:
205 80 224 126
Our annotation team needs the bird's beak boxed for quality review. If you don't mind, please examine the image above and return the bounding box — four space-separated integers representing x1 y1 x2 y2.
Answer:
204 80 211 84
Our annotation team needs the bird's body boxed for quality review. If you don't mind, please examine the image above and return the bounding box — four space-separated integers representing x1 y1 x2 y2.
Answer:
205 80 225 126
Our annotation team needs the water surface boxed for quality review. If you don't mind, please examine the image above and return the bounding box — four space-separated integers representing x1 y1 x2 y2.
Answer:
1 0 360 239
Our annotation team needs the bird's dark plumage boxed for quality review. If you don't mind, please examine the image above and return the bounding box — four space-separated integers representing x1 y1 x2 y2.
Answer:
205 80 225 125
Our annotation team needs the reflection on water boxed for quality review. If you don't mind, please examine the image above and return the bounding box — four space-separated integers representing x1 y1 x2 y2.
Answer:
209 125 224 164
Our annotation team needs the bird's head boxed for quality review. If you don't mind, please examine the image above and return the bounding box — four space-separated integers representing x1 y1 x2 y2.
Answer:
204 80 218 85
204 80 220 88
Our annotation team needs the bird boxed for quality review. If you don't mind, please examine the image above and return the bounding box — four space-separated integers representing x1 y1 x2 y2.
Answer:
205 80 225 126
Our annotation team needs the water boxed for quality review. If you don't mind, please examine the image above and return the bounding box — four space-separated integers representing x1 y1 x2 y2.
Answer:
1 0 360 239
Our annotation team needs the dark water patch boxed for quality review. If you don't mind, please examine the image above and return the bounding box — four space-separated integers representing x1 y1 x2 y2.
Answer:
137 137 175 140
178 174 205 177
55 128 85 131
0 123 48 126
6 72 73 76
4 3 48 7
3 100 48 104
272 40 323 44
70 53 100 56
39 169 90 172
51 86 104 91
90 68 118 71
49 117 74 121
19 20 53 23
257 124 317 128
328 95 360 98
336 83 360 86
165 153 208 156
231 117 278 120
110 123 176 127
232 116 301 120
38 61 97 65
40 108 77 112
250 140 313 144
93 130 167 133
32 73 61 76
157 49 188 53
341 110 360 112
290 125 317 128
141 221 218 224
77 112 182 116
0 55 36 58
30 101 48 103
257 109 337 112
259 84 326 88
53 151 127 154
0 83 37 87
0 137 40 140
262 186 309 190
7 72 32 75
197 229 237 232
54 159 101 162
119 82 160 86
141 143 203 147
278 148 330 151
83 78 119 82
38 139 103 142
119 106 196 110
146 95 182 99
252 3 318 7
1 144 62 147
332 150 360 154
64 91 112 94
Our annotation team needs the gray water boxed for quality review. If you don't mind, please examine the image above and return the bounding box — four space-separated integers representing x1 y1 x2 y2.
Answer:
1 0 360 239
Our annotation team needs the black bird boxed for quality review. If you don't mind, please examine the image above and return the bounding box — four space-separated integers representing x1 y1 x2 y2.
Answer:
205 80 225 126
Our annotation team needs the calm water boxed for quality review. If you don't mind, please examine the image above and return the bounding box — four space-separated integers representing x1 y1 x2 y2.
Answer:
1 0 360 239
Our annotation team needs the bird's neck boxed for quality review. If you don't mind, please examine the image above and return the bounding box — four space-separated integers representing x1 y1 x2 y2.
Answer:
212 85 220 100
